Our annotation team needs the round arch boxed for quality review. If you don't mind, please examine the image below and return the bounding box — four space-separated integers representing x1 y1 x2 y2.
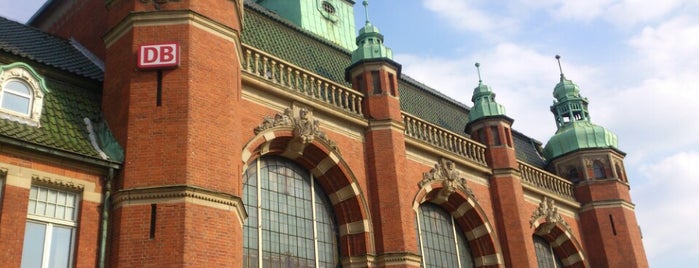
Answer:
241 125 375 262
413 175 503 268
530 198 588 268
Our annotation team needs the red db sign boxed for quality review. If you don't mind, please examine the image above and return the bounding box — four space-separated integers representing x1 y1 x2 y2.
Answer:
138 43 180 69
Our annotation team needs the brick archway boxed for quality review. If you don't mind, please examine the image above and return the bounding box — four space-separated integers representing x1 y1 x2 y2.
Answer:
241 127 375 260
413 183 504 267
532 221 588 268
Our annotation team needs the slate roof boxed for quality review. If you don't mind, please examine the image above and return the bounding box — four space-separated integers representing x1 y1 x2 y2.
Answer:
241 3 549 168
0 17 103 81
0 17 114 162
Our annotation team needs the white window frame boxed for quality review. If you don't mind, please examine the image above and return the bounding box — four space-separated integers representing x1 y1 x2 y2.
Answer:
1 79 33 115
21 185 80 268
0 62 49 127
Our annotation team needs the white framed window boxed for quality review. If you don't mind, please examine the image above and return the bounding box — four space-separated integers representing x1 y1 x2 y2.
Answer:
0 62 49 127
21 185 79 268
242 157 339 267
416 203 475 268
1 79 32 115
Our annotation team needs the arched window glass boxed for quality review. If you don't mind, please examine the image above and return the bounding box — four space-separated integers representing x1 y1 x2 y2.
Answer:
416 203 474 268
243 157 338 267
567 168 579 182
2 79 32 115
593 161 605 179
533 235 564 268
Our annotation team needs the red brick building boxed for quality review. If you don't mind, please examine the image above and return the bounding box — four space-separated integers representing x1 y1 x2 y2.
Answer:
0 0 647 267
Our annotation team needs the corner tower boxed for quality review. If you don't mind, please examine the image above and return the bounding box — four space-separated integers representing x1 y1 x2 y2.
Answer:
465 63 538 267
102 1 246 267
345 2 419 266
544 56 648 267
255 0 357 50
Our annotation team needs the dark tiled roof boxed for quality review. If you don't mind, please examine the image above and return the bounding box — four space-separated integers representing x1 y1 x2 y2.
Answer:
513 130 546 167
0 17 103 81
0 74 105 159
242 3 548 167
0 17 117 162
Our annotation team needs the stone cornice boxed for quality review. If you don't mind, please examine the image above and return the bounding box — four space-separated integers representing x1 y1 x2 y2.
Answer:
112 184 247 226
579 199 635 213
104 10 242 64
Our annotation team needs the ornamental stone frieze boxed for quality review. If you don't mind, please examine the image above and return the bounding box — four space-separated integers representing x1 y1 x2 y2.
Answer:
529 196 571 233
254 107 339 153
419 158 474 202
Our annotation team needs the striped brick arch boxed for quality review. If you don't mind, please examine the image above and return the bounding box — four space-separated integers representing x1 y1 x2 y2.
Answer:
413 182 504 267
530 197 588 267
241 124 375 261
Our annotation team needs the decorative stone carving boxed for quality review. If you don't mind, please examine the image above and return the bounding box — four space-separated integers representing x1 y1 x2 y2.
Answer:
254 107 339 152
419 158 474 199
529 196 570 232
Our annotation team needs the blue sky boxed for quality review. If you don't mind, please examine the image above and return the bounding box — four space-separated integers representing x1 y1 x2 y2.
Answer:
2 0 698 266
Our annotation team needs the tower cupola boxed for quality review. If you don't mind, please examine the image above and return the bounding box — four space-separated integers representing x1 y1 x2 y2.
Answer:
544 55 618 160
467 62 507 124
351 0 393 63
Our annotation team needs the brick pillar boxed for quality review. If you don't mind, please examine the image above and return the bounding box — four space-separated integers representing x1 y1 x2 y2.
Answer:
102 1 245 267
467 118 538 267
575 174 648 267
347 60 419 267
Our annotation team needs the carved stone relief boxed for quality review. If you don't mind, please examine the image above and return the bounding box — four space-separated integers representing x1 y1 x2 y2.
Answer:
419 158 474 201
254 106 339 153
529 196 570 233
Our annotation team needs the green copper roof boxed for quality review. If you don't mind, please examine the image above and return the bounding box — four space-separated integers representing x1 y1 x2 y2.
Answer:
351 1 392 63
252 0 357 51
543 121 618 159
467 63 506 124
544 72 618 159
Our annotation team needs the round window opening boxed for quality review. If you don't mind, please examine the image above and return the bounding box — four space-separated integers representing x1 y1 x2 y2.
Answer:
322 1 336 14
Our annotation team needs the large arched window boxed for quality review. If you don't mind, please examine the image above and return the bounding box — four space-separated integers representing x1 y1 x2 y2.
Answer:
243 157 339 267
533 235 564 268
416 203 474 268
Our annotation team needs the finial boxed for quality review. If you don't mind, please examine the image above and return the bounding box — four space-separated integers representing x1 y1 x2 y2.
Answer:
475 62 482 83
363 0 370 25
555 54 565 79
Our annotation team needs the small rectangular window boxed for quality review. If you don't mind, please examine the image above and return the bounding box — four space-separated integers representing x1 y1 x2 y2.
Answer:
21 185 79 268
490 126 501 146
371 71 381 94
388 73 396 96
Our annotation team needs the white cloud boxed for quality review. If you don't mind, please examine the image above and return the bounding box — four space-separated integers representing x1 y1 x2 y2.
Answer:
420 0 517 39
633 151 699 265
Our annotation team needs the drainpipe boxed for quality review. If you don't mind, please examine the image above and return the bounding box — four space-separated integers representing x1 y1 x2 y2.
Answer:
98 167 114 268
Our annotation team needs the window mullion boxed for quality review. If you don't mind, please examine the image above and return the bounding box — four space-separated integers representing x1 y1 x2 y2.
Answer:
451 216 462 268
311 173 320 268
42 223 53 268
256 158 263 268
416 207 426 268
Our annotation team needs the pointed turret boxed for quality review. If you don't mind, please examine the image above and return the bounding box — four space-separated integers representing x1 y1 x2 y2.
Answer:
543 55 618 160
545 56 648 267
351 0 393 63
464 63 538 267
467 62 507 124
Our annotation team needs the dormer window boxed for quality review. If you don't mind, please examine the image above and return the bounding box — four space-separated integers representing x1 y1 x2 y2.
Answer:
0 63 49 127
2 80 32 115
